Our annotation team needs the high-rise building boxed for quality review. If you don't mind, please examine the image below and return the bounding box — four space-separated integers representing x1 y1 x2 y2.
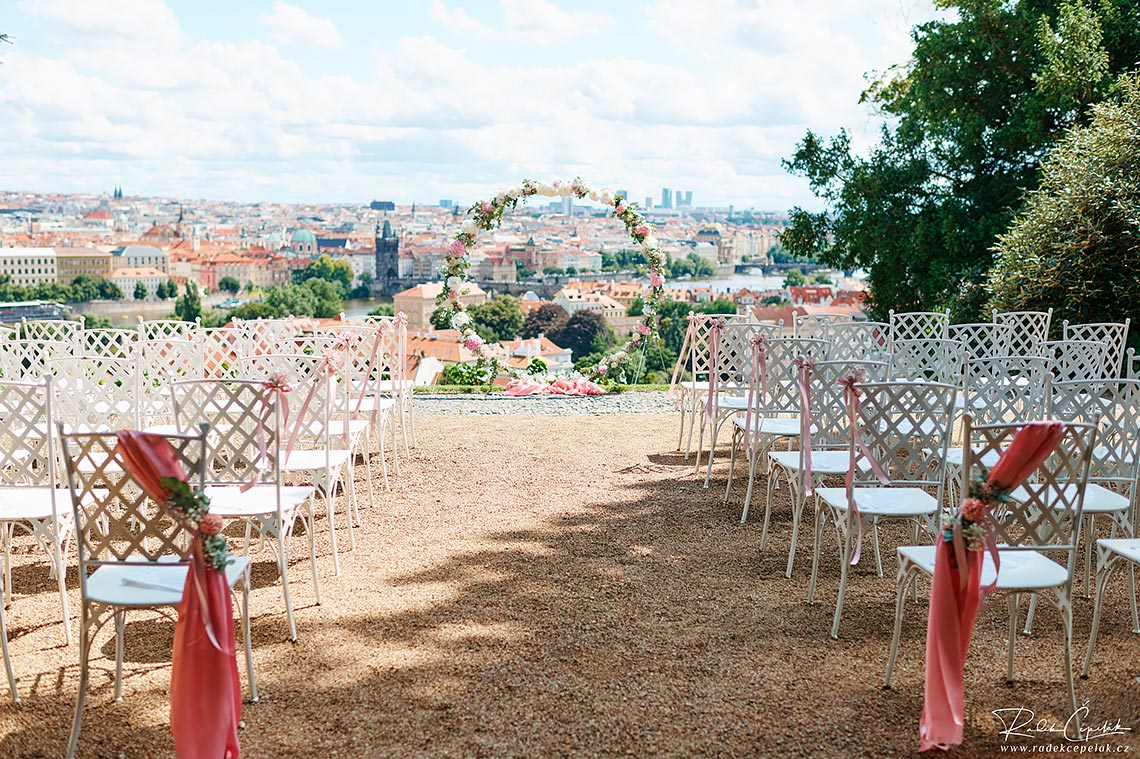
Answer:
681 190 693 207
661 188 673 209
616 190 628 200
439 199 454 209
644 196 653 210
562 196 574 216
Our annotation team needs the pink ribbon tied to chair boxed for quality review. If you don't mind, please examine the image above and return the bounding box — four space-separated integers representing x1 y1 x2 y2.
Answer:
115 430 241 759
919 421 1064 752
792 354 815 496
248 372 292 492
838 366 890 566
703 317 727 425
286 351 341 457
741 334 770 455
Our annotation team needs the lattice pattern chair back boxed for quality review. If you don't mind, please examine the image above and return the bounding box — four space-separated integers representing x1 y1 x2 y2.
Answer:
1042 340 1108 384
0 339 73 380
808 360 888 448
1063 320 1131 378
828 322 890 361
79 328 138 360
60 426 208 567
345 314 408 378
48 357 140 432
961 355 1052 425
316 325 381 405
794 314 851 341
964 417 1094 554
137 318 200 343
139 339 202 426
1127 348 1139 380
947 322 1014 361
269 334 339 357
761 338 830 414
20 318 83 347
233 318 298 356
853 381 956 491
681 314 718 382
994 310 1052 357
200 327 244 379
888 339 964 385
714 324 780 390
1050 380 1140 487
0 377 56 487
171 379 281 487
0 325 14 341
888 310 949 343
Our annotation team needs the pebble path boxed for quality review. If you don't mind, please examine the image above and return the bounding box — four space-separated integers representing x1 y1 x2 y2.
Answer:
413 390 674 415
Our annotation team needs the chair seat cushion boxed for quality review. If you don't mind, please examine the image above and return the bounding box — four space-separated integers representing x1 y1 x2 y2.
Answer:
0 486 76 523
1007 483 1128 514
897 544 1068 590
86 556 251 607
204 485 314 517
768 449 852 475
943 447 1001 468
281 448 352 472
731 416 802 437
1098 539 1140 565
816 486 938 517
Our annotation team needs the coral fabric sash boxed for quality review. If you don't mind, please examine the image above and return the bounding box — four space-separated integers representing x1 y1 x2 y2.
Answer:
503 377 605 396
116 431 241 759
919 421 1064 752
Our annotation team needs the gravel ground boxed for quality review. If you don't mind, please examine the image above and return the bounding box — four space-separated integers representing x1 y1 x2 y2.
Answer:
1 411 1138 758
413 391 674 416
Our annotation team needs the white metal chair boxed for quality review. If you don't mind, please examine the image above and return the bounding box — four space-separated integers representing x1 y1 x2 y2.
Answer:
0 338 73 380
48 356 141 432
884 417 1095 721
1063 320 1131 378
993 309 1052 357
79 328 138 360
794 313 850 341
0 377 73 668
346 313 416 451
170 378 319 642
808 380 957 638
947 322 1013 361
20 317 84 347
199 326 245 380
60 424 256 759
889 310 949 344
762 359 887 578
723 337 829 523
137 317 200 343
828 322 890 362
888 339 965 386
1042 340 1109 384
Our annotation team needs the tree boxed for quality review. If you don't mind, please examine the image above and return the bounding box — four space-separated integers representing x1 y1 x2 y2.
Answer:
96 279 123 300
520 302 569 339
134 281 148 300
218 276 241 294
782 269 806 288
783 0 1140 321
988 71 1140 343
627 296 645 317
467 295 524 343
548 310 612 359
368 302 394 317
296 254 354 297
157 279 178 300
229 301 278 321
543 266 564 277
516 262 536 279
69 275 99 302
174 281 201 322
348 271 373 299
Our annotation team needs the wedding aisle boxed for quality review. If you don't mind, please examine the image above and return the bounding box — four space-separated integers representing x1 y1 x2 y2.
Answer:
1 411 1137 757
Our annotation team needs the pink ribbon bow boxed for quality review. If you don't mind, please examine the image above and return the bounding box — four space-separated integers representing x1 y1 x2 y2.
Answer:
286 352 341 457
838 367 890 565
703 317 726 425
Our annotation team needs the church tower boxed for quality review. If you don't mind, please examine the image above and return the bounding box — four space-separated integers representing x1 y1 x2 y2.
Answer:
375 220 399 294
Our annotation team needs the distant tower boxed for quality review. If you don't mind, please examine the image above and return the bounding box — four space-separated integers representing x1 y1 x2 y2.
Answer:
290 228 317 258
661 188 673 209
375 220 400 293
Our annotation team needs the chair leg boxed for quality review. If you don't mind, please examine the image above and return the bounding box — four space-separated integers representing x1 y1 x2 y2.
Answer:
885 566 913 688
1023 593 1038 635
723 433 738 505
676 395 686 452
363 433 375 510
785 477 805 579
741 448 761 525
1130 563 1139 633
0 587 16 703
305 500 322 606
276 531 298 643
67 606 93 759
1060 595 1078 720
54 536 73 646
407 394 417 448
1082 553 1118 678
872 519 884 578
1084 514 1094 598
702 416 719 488
831 520 853 639
2 524 11 608
761 462 777 549
1006 594 1018 684
808 499 826 604
241 567 258 702
113 609 126 702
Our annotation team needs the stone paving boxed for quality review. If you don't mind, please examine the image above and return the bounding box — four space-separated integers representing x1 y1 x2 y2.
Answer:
413 390 673 415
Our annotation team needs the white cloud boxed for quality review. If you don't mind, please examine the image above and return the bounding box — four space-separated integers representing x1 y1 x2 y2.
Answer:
261 2 342 49
429 0 614 44
18 0 183 47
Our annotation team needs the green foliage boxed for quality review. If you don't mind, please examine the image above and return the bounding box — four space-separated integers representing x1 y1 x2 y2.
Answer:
440 363 488 386
295 254 354 297
520 302 569 339
80 313 112 329
265 279 342 319
810 271 833 285
783 0 1140 321
467 295 524 342
218 276 240 294
626 296 645 317
988 70 1140 344
701 298 737 315
663 252 715 279
761 295 788 306
228 301 278 321
0 273 123 304
526 357 548 376
543 266 564 276
133 281 147 300
156 279 178 300
548 310 612 360
515 263 536 279
348 271 373 299
174 281 201 322
368 302 394 317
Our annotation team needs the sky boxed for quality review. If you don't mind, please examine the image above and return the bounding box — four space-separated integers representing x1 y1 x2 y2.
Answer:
0 0 945 210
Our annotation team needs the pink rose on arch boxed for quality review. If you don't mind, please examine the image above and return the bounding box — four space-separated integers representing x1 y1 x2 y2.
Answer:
200 513 224 536
635 225 649 239
448 290 459 299
448 239 466 257
464 334 484 351
649 272 664 287
615 200 628 215
637 322 651 336
481 200 493 214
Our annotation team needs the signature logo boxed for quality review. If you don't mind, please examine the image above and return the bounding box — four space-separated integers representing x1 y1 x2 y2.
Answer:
993 702 1132 743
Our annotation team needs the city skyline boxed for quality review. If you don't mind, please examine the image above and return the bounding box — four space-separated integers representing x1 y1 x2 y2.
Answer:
1 0 944 210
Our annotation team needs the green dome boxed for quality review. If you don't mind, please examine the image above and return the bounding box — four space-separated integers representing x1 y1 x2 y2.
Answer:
291 228 317 243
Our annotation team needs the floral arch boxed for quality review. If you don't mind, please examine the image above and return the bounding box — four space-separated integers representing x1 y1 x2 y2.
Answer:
433 178 667 384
